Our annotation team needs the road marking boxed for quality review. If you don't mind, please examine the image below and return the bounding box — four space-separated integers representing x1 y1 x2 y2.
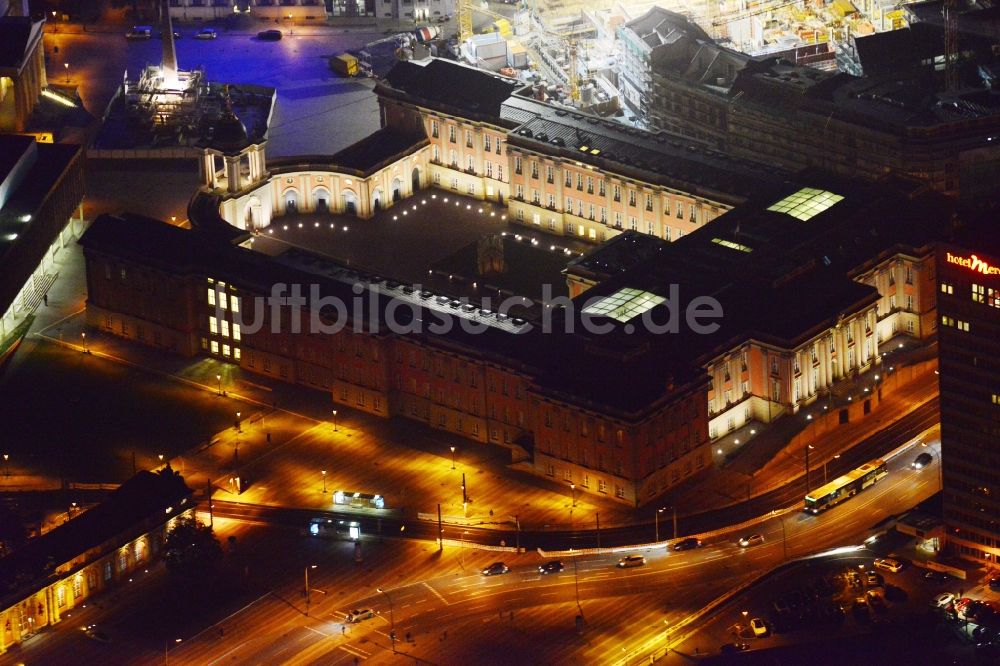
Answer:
339 644 369 658
206 641 248 666
305 625 329 637
423 581 450 606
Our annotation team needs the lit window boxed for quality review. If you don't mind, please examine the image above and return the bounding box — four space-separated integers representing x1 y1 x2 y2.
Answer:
940 283 954 295
221 320 230 338
219 291 228 310
209 316 218 334
207 288 216 306
230 295 239 313
223 344 231 357
233 323 241 341
766 187 844 221
211 340 219 354
972 284 985 303
582 287 666 323
234 347 241 361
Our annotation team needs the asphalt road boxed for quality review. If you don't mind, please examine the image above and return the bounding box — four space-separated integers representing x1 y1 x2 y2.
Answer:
179 441 942 665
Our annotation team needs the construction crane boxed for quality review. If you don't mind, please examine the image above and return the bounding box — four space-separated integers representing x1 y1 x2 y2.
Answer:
458 0 474 42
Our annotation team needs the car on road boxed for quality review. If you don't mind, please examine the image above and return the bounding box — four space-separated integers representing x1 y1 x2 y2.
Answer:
195 27 217 40
924 570 951 582
739 533 764 548
617 554 646 568
257 29 283 41
750 617 767 637
82 624 111 643
912 452 933 469
990 576 1000 591
672 537 702 551
159 30 182 39
482 561 509 576
873 558 903 573
538 560 564 575
866 571 881 587
346 609 375 623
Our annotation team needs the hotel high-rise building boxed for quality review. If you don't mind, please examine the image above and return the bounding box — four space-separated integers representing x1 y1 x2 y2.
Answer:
937 227 1000 566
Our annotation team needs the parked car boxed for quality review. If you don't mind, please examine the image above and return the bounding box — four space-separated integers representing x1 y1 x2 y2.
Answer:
873 558 903 573
257 29 282 41
195 27 217 40
739 533 765 548
82 625 111 643
538 560 564 575
866 571 881 587
750 617 768 637
617 554 646 568
159 30 182 39
346 608 375 623
125 25 152 40
672 537 702 551
482 561 509 576
720 642 750 653
924 570 951 582
912 452 933 469
990 576 1000 591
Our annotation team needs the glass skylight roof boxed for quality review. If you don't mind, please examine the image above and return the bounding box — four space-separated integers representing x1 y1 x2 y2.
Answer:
766 187 844 221
712 237 753 253
582 287 665 323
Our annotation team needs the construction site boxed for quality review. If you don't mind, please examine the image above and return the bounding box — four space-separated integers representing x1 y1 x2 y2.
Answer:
339 0 929 124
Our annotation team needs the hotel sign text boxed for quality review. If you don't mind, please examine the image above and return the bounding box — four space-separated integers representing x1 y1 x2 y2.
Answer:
946 252 1000 276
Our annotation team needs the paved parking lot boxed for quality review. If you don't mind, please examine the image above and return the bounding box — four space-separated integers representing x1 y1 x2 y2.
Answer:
671 547 994 664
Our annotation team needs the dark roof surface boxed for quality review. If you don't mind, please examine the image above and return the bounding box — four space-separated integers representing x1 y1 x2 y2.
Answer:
0 469 192 604
0 134 33 186
329 128 427 174
0 17 36 69
382 59 520 123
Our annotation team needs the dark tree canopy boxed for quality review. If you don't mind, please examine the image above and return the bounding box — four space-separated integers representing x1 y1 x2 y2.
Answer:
163 516 222 579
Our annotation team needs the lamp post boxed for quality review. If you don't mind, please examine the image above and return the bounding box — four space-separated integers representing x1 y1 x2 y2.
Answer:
805 445 813 493
64 62 69 84
216 374 222 396
570 482 576 508
450 445 456 469
158 454 164 467
322 470 327 493
81 332 88 353
304 564 317 616
824 454 840 484
332 409 338 432
377 587 396 652
164 638 181 665
655 507 665 542
236 412 242 433
3 454 8 477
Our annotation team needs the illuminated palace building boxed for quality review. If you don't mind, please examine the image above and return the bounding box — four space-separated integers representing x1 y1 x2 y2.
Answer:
937 223 1000 567
83 73 953 509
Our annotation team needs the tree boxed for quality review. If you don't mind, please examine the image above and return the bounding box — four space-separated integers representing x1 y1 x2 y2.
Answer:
163 516 222 580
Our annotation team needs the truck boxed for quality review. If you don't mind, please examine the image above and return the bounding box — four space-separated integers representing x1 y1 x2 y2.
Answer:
413 26 440 43
331 53 360 77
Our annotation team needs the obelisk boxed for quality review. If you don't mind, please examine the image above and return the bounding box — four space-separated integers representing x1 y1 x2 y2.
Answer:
160 0 178 78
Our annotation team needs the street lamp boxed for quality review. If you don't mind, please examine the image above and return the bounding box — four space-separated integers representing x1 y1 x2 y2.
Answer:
236 412 242 433
64 62 69 84
164 638 181 665
570 483 576 507
332 409 338 432
825 454 841 484
805 445 814 493
216 374 222 396
655 507 666 542
450 445 456 469
3 454 8 477
81 332 88 353
376 587 396 652
304 564 317 616
321 470 327 493
158 454 164 467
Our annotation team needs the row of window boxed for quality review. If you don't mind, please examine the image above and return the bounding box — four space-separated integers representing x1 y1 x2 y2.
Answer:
941 315 970 332
430 120 504 155
544 464 624 498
